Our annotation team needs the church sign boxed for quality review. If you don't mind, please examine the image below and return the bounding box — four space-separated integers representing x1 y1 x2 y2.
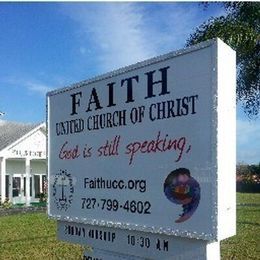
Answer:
47 38 236 248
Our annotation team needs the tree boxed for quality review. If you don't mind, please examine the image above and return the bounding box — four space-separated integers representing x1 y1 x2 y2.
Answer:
186 2 260 118
236 162 260 192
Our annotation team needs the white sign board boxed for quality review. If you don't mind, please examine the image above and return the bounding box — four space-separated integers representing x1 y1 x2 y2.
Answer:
83 249 143 260
58 220 219 260
47 38 236 241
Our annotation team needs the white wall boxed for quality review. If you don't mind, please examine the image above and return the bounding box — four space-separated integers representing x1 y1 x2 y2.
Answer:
31 160 46 174
5 159 46 175
6 159 25 174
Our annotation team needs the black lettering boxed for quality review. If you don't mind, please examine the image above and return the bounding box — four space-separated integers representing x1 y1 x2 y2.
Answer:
145 66 170 99
121 75 139 103
149 103 156 121
156 239 161 251
86 88 103 112
70 92 82 115
176 98 182 116
181 96 189 116
107 82 116 107
84 178 89 188
163 240 169 251
190 95 199 114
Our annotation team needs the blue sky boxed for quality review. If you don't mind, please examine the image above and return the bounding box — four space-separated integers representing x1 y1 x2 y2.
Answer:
0 2 259 164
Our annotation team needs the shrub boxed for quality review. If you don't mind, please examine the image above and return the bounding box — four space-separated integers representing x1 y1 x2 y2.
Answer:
39 193 47 203
236 163 260 193
0 198 13 209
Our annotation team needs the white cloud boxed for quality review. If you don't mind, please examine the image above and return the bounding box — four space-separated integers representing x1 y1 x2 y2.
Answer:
62 3 225 73
139 4 200 52
64 3 155 72
2 77 53 96
25 81 52 95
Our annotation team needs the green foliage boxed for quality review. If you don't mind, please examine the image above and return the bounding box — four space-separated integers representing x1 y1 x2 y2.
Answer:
0 198 13 209
39 192 47 203
186 2 260 118
236 163 260 193
30 201 47 207
236 163 260 183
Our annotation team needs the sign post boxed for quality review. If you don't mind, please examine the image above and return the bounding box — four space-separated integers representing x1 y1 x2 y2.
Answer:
57 220 220 259
47 38 236 259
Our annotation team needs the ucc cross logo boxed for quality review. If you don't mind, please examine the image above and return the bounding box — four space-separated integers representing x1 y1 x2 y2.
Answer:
52 169 74 211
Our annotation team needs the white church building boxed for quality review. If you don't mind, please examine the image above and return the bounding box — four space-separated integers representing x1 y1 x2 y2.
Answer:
0 120 46 206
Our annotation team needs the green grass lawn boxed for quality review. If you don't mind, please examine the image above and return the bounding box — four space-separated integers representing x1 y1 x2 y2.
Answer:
0 193 259 259
0 213 84 260
221 193 260 260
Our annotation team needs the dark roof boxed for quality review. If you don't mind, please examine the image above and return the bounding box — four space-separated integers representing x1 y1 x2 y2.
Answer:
0 120 43 151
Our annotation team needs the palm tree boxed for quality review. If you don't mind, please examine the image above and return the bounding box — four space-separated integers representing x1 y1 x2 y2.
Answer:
186 2 259 118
